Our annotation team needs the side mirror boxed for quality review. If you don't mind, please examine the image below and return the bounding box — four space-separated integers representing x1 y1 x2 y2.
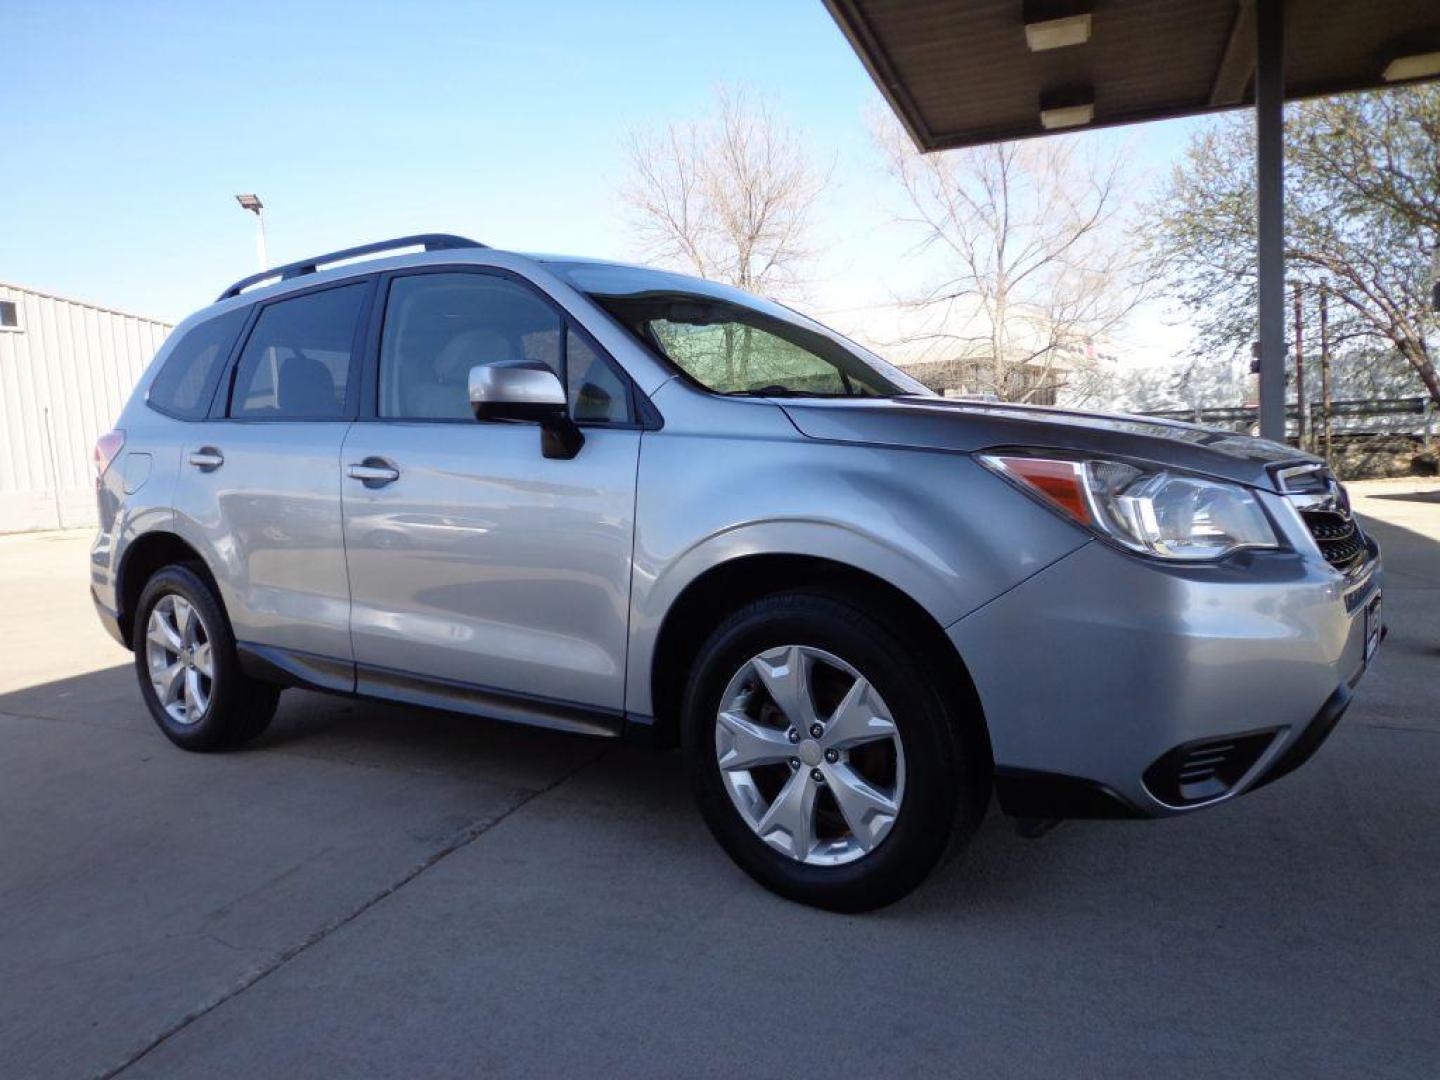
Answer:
469 362 583 459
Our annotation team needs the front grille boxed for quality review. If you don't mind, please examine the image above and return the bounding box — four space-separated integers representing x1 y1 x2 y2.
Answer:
1143 731 1276 807
1276 464 1368 573
1301 510 1367 572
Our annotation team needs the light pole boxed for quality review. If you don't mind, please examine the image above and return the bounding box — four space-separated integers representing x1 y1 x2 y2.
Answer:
235 193 268 271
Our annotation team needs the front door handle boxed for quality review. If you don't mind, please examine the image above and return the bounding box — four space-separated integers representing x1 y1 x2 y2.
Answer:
347 458 400 487
188 447 224 472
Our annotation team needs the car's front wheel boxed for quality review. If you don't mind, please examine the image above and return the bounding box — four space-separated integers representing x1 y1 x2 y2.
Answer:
133 564 280 751
683 591 987 911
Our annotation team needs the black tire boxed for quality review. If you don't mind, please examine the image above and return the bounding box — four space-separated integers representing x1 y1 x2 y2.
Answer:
132 564 280 751
682 591 988 912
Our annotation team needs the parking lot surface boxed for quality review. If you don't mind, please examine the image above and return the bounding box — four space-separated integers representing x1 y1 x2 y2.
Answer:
2 480 1438 1078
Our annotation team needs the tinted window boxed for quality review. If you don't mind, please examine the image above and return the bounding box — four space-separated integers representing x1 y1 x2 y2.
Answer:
648 318 857 395
379 273 563 420
147 307 248 418
230 283 367 419
568 329 632 424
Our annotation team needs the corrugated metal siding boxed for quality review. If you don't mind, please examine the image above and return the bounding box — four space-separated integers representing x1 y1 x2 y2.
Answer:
0 282 172 532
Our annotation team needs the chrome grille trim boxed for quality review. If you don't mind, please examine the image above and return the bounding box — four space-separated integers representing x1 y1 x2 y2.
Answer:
1278 465 1368 573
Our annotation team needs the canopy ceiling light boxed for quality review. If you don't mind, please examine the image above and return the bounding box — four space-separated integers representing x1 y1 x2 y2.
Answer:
1382 51 1440 83
1025 13 1092 52
1039 101 1095 129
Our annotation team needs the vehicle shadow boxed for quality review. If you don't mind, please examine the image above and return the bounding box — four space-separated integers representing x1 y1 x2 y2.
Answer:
1367 488 1440 504
0 661 611 797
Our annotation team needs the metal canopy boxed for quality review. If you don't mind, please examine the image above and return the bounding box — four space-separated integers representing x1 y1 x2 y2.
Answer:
826 0 1440 443
824 0 1440 152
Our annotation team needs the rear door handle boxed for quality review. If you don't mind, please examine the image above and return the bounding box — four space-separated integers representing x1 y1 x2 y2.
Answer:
188 447 224 472
347 458 400 486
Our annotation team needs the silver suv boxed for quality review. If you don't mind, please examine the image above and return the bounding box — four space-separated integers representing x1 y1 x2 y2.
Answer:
91 234 1384 910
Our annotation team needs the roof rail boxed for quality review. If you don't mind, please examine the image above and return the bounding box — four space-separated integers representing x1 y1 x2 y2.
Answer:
216 233 486 301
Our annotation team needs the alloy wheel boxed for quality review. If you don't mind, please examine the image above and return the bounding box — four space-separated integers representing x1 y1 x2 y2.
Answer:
145 594 214 725
714 644 906 866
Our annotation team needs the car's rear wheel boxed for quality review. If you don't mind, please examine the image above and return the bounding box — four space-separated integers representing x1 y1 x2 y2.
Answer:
683 591 987 911
133 564 279 751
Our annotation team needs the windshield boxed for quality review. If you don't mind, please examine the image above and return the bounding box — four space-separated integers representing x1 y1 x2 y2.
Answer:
546 262 930 398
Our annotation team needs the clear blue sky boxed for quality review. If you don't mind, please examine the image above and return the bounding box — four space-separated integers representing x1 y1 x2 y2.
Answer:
4 0 1200 341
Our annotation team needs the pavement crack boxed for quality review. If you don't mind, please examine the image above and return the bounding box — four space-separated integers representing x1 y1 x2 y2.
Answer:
197 930 263 955
95 747 607 1080
205 859 314 922
1358 721 1440 737
0 707 164 740
0 707 97 727
252 745 497 780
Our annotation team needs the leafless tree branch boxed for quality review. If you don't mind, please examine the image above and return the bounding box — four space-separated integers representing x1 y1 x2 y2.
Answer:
620 86 829 298
874 116 1145 403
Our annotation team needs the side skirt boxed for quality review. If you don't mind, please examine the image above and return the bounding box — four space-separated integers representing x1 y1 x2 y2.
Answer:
236 642 625 739
238 641 355 694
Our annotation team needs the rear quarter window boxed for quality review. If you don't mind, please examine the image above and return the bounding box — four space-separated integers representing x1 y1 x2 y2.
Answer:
147 307 249 419
229 283 368 420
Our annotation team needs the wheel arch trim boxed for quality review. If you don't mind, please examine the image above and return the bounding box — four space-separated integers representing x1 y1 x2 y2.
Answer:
630 525 991 750
114 525 225 647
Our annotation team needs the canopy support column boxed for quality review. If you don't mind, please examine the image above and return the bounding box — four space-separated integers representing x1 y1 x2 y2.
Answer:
1255 0 1287 442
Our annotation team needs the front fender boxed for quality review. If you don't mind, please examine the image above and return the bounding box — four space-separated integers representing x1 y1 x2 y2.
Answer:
624 420 1087 717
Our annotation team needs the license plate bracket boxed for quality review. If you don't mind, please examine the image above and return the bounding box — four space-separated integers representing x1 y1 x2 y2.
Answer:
1364 593 1383 662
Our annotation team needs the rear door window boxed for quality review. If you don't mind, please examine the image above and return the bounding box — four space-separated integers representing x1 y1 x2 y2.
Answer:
229 283 368 419
147 307 249 419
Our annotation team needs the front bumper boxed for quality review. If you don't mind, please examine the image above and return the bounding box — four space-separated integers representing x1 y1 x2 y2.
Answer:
949 537 1381 818
92 588 127 647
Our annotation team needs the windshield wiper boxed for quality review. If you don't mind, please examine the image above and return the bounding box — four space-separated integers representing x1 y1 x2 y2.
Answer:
722 385 849 398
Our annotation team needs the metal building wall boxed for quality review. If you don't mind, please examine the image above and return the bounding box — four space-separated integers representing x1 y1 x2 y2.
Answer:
0 282 172 533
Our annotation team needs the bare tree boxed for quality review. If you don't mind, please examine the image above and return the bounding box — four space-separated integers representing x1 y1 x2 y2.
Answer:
876 119 1144 403
1145 87 1440 407
621 87 829 298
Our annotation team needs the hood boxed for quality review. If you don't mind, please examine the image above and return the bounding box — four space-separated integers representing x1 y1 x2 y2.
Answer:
780 396 1317 491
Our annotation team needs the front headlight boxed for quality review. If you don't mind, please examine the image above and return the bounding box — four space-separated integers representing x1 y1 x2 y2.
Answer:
979 452 1280 561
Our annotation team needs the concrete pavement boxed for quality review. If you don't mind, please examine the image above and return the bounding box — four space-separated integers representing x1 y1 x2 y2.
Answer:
2 481 1437 1078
